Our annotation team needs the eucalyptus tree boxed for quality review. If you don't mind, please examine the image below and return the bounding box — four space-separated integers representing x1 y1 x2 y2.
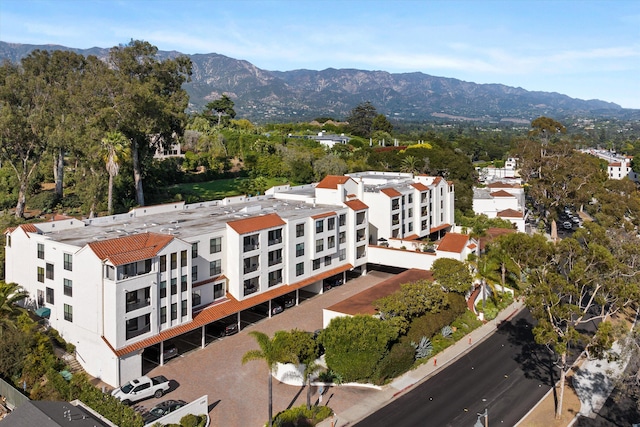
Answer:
524 223 640 419
105 40 192 206
0 55 49 217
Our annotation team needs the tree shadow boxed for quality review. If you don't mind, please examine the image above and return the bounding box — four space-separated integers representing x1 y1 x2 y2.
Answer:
287 385 305 409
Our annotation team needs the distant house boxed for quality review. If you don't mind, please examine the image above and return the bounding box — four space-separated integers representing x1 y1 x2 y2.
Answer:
308 131 351 148
607 157 638 182
2 400 117 427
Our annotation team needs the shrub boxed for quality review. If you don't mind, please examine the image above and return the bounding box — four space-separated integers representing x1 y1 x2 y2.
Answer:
28 191 60 211
406 293 467 343
372 341 415 385
272 405 333 427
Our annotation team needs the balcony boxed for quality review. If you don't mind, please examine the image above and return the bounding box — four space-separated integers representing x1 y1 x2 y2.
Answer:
244 263 259 274
244 286 258 296
125 299 150 313
243 244 259 252
268 258 282 267
268 237 282 246
126 322 150 340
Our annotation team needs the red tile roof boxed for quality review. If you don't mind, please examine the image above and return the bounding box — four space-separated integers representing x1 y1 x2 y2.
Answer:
227 213 285 234
497 209 523 218
402 234 420 240
478 227 516 252
325 269 433 316
110 264 353 356
429 223 451 233
608 162 621 167
487 182 521 189
410 182 429 191
88 233 174 266
468 243 477 250
437 232 469 253
490 190 515 197
344 200 368 211
6 223 40 236
316 176 352 189
381 188 402 198
311 211 336 220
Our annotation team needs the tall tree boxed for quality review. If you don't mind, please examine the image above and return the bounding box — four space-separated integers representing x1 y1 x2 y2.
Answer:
431 258 473 294
106 40 192 206
242 331 296 427
0 55 49 218
346 101 377 138
101 131 130 215
205 94 236 127
524 224 639 419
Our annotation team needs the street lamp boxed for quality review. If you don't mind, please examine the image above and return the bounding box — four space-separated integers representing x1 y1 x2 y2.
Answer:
474 408 488 427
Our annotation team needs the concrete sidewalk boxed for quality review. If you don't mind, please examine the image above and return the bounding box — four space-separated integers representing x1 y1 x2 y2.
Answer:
317 300 526 427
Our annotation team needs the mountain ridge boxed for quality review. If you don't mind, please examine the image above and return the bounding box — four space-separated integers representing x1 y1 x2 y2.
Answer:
1 41 636 123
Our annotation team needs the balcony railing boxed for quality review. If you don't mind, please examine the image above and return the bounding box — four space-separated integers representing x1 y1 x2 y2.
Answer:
244 263 259 274
243 244 259 252
268 238 282 246
126 323 150 340
268 258 282 267
244 286 257 296
125 299 150 313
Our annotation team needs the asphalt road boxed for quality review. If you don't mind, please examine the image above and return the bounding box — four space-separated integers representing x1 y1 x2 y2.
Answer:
355 310 558 427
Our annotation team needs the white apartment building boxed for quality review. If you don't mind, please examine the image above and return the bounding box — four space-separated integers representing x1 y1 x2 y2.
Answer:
4 172 455 387
472 181 525 231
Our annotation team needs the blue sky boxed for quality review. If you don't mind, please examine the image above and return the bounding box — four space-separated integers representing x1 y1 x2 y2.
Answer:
1 0 639 108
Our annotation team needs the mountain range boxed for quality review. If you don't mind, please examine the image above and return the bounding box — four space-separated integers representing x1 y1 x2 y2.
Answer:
1 41 638 124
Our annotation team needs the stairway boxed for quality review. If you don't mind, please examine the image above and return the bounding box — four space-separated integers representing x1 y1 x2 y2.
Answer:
61 352 83 373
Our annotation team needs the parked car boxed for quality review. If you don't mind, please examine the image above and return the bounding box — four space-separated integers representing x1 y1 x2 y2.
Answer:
251 301 283 316
563 221 573 230
275 294 295 309
209 321 239 337
145 343 178 362
111 375 171 405
143 399 187 424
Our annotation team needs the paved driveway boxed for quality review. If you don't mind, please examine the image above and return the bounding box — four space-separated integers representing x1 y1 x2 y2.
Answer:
141 270 393 427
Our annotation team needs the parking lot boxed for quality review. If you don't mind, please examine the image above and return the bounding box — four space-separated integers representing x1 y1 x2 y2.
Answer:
138 270 393 426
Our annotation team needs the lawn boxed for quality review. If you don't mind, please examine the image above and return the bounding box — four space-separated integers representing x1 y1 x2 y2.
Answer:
166 177 290 203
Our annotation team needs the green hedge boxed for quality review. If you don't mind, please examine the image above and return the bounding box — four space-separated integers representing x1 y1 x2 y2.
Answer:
272 405 333 427
406 293 467 343
371 341 416 385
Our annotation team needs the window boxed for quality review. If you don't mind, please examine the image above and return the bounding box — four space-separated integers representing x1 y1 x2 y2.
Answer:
315 220 324 233
171 253 177 270
268 269 283 287
37 267 44 283
296 243 304 257
181 275 187 292
356 212 365 225
315 239 324 252
408 194 413 203
210 259 222 276
243 234 259 252
339 231 346 244
160 255 167 272
313 259 321 270
327 217 335 230
408 222 414 232
243 278 259 296
171 278 177 295
408 208 413 218
328 235 335 249
46 287 54 304
181 300 187 317
214 282 224 299
37 243 44 259
296 223 305 237
6 235 10 247
268 249 282 266
160 281 167 298
339 214 346 227
392 213 399 225
192 265 198 282
64 304 73 322
210 237 222 254
392 199 400 210
192 290 202 307
324 256 332 266
296 262 304 277
46 263 54 280
105 265 115 280
339 248 346 261
63 253 73 271
192 242 198 258
181 250 187 267
171 303 177 320
160 306 167 324
268 229 282 245
64 279 72 297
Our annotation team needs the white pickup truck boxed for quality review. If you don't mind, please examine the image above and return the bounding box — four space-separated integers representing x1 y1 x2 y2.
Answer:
111 375 171 405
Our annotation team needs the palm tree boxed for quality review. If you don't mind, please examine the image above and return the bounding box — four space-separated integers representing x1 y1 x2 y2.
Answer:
242 331 295 427
101 131 130 215
400 155 420 174
0 281 28 336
